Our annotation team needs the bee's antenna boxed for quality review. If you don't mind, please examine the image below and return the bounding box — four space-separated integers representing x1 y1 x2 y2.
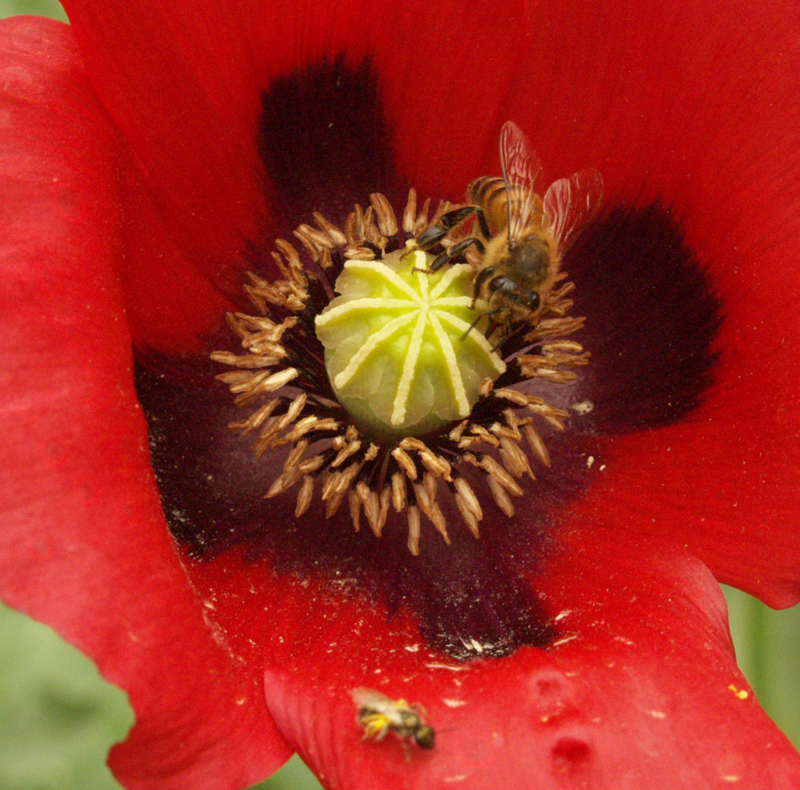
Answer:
461 311 506 350
460 312 488 341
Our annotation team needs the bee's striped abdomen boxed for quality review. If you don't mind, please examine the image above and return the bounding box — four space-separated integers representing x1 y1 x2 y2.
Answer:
468 176 542 237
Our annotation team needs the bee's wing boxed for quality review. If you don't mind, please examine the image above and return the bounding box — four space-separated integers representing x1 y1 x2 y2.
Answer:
499 121 544 243
542 169 603 254
351 688 396 715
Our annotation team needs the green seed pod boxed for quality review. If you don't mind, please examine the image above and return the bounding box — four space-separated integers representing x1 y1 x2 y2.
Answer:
315 247 506 440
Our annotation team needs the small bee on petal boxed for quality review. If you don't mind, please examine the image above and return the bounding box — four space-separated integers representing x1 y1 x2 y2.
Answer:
352 687 435 750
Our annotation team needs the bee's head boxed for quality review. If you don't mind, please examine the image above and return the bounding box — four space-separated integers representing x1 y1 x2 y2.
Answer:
414 725 436 749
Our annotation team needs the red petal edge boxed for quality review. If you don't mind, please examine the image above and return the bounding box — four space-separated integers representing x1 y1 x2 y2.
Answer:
259 528 800 790
0 17 290 789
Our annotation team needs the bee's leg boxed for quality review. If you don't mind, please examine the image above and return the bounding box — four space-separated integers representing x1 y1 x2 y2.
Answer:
429 237 485 272
471 266 496 308
475 207 491 240
416 206 476 249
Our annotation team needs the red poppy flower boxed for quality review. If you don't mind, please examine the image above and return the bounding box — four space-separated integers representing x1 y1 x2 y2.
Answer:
2 1 800 788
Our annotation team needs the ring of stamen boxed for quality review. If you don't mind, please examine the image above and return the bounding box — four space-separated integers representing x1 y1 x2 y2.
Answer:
212 190 589 555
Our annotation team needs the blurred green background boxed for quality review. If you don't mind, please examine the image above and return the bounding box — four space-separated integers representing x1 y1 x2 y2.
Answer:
0 0 798 787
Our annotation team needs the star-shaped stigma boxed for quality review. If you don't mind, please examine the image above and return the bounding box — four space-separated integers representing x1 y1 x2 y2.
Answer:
315 247 506 439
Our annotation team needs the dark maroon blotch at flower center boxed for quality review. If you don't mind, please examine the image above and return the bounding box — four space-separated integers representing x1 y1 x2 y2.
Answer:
258 55 397 232
566 202 723 433
135 56 722 660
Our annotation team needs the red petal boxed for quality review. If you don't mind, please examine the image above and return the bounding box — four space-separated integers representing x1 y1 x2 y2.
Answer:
60 0 271 274
0 18 289 788
254 528 800 789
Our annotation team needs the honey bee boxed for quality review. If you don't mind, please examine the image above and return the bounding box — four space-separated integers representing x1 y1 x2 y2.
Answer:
417 121 603 331
351 687 435 750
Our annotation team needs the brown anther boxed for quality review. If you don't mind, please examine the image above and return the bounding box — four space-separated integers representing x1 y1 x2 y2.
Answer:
541 340 585 354
525 315 585 343
418 448 452 482
288 416 340 442
391 472 407 512
527 403 568 431
298 454 327 474
448 420 469 443
523 423 551 467
468 424 501 447
270 250 300 287
256 407 303 448
465 454 524 496
362 206 387 249
344 246 376 261
402 188 418 234
284 294 305 312
457 434 493 451
479 377 495 398
209 351 277 369
283 439 309 474
216 370 251 388
492 387 533 407
293 223 332 255
357 482 382 537
498 437 534 480
331 438 362 468
489 421 522 441
407 506 422 556
265 473 290 499
323 466 361 518
322 464 360 503
237 367 298 399
378 488 391 535
391 446 418 480
313 211 349 247
349 489 361 532
295 476 314 518
453 477 482 539
345 203 366 243
415 479 449 544
284 392 308 423
227 398 281 432
411 196 432 237
325 488 347 519
422 471 438 503
531 367 579 384
274 237 306 271
369 193 399 237
430 503 450 543
487 474 515 517
400 438 452 481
